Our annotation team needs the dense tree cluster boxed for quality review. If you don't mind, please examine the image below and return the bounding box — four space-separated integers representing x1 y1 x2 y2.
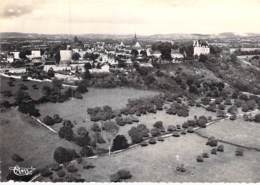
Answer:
87 105 116 122
128 124 149 144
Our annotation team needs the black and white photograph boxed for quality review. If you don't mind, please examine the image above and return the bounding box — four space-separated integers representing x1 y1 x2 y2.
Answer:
0 0 260 183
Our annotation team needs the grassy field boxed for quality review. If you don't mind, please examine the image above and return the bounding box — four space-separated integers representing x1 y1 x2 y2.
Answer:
0 76 52 103
0 108 80 180
41 133 260 182
196 115 260 149
37 87 159 130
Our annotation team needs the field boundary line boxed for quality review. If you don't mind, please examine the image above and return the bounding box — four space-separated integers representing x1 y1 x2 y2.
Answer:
31 116 58 134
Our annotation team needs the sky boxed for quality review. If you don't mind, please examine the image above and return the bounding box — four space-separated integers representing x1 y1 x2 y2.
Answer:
0 0 260 35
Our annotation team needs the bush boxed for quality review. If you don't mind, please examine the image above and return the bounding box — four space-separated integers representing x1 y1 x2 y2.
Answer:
167 125 176 132
202 152 209 158
80 146 94 157
40 167 53 177
117 169 132 179
58 126 74 141
217 145 224 152
187 127 194 133
66 164 78 173
196 155 204 162
43 115 55 126
91 123 101 132
56 169 66 177
255 114 260 123
82 161 95 169
153 121 163 129
53 147 79 164
53 114 62 123
111 135 129 151
197 116 207 128
110 173 121 182
235 148 244 156
181 130 187 135
206 137 218 147
140 141 148 147
110 169 132 182
211 148 217 155
128 124 149 144
157 136 164 142
149 138 157 144
150 128 161 137
50 163 62 171
172 131 180 137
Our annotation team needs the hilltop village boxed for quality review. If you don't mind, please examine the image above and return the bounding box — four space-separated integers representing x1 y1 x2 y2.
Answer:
1 33 260 182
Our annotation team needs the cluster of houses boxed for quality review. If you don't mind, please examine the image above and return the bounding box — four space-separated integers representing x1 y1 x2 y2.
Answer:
1 37 211 74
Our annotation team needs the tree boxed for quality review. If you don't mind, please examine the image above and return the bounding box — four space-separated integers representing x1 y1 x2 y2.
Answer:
47 67 55 78
255 114 260 123
55 51 60 64
43 115 55 126
53 147 78 164
102 121 119 156
111 135 129 151
75 127 91 147
58 125 74 141
131 49 138 58
72 52 81 61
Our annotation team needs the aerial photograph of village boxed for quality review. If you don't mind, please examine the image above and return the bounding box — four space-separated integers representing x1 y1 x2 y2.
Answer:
0 0 260 183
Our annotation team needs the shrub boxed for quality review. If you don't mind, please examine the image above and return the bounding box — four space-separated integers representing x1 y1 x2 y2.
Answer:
181 130 186 135
176 164 186 173
56 169 66 177
153 121 163 129
218 104 225 110
110 169 132 182
66 164 78 173
53 114 63 123
197 116 208 128
196 155 204 162
227 106 238 115
206 137 218 147
157 136 164 142
235 148 244 156
110 173 121 182
63 120 74 128
117 169 132 179
82 161 95 169
187 127 194 133
150 128 161 137
111 135 129 151
167 125 176 132
140 141 148 147
91 123 101 132
202 152 209 158
211 148 217 155
149 138 157 144
53 147 78 164
58 126 74 141
217 110 226 118
217 145 224 152
40 167 53 177
128 124 149 144
172 131 180 137
50 163 62 171
255 114 260 123
43 115 55 126
80 146 94 157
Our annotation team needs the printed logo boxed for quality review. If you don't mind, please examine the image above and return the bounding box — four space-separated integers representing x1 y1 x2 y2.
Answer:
9 165 36 176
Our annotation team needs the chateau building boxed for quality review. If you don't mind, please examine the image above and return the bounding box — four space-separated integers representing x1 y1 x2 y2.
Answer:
193 40 210 56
